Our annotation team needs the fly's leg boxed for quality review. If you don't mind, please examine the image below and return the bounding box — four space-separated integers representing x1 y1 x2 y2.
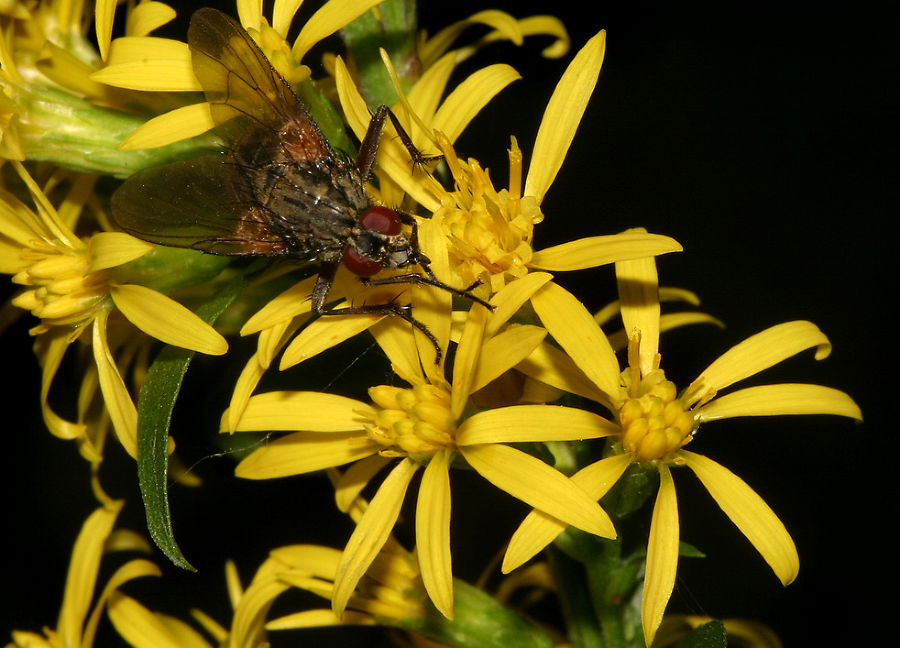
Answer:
356 105 442 179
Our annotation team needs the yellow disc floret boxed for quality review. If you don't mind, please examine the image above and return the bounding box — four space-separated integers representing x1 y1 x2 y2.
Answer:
618 369 694 462
366 381 457 462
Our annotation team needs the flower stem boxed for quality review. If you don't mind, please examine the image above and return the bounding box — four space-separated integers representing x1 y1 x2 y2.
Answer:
548 546 604 648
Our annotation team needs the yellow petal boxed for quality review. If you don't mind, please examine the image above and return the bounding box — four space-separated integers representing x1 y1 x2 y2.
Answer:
57 502 123 646
266 609 374 629
369 317 423 383
642 465 679 648
224 354 267 434
125 2 177 37
503 454 631 572
94 0 116 60
229 572 291 647
471 325 546 392
107 593 193 648
279 309 384 370
272 0 303 37
696 383 862 422
93 38 198 91
414 215 453 371
516 339 611 405
420 10 523 66
460 443 615 538
87 232 153 272
333 459 418 617
686 321 832 406
92 313 138 458
524 30 606 204
334 455 392 513
86 559 164 647
616 253 660 375
226 391 374 432
451 302 488 419
531 281 622 401
678 450 799 586
235 431 379 479
38 331 88 440
110 284 228 355
416 449 454 619
333 54 372 142
485 271 553 338
457 405 616 445
432 64 521 144
292 0 386 60
406 53 457 128
118 103 215 150
240 275 317 336
530 232 682 271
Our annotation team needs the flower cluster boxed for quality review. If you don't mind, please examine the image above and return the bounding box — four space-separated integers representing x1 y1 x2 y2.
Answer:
2 2 860 648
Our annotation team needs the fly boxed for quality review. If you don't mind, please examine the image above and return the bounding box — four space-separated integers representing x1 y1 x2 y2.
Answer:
111 7 488 360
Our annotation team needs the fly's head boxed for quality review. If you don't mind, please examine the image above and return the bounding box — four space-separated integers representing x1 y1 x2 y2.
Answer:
344 206 421 276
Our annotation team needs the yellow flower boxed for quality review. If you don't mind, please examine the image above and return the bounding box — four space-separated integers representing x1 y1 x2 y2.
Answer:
336 30 684 296
1 162 226 459
224 259 618 620
8 501 160 648
91 0 385 151
502 248 861 646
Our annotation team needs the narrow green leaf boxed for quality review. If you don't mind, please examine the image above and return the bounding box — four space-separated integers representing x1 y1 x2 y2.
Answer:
136 278 243 570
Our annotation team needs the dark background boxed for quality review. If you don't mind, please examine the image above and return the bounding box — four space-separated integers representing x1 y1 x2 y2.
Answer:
3 1 895 646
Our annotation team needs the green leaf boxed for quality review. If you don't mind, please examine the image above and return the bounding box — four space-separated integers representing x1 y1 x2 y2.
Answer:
674 620 728 648
340 0 418 107
136 277 243 570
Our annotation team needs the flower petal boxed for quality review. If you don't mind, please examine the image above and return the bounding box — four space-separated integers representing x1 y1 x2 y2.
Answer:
460 443 615 538
240 275 318 336
485 271 553 337
503 454 631 572
292 0 386 60
516 339 611 405
125 1 178 38
451 302 488 419
616 252 660 375
686 321 832 406
92 313 138 458
524 30 606 204
678 450 799 585
642 465 679 648
117 103 215 150
696 383 862 422
432 64 521 143
333 459 419 617
235 431 379 479
531 281 621 402
57 502 123 646
107 593 193 648
279 308 383 370
416 449 454 619
226 391 374 432
93 38 198 91
471 324 547 392
457 405 617 445
530 232 682 271
110 283 228 355
87 232 153 272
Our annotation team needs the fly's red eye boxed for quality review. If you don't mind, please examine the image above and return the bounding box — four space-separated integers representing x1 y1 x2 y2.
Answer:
343 245 381 276
359 206 403 236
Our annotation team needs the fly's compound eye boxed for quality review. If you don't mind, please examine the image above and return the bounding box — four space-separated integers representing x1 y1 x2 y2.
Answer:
343 206 405 276
358 206 403 236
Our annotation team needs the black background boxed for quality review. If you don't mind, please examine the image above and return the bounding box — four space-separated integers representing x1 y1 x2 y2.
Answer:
3 1 895 646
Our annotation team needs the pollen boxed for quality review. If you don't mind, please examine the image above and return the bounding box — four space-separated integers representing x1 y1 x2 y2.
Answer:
617 370 695 462
365 381 456 462
435 134 544 293
10 242 110 334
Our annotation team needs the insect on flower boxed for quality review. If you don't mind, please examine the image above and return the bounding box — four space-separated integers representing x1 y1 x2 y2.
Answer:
111 8 488 359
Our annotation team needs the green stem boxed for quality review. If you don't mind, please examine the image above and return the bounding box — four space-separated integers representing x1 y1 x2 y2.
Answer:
548 546 604 648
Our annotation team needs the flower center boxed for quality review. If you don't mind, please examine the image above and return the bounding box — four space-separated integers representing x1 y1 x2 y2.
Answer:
365 382 456 462
617 369 694 462
435 134 544 293
11 242 110 335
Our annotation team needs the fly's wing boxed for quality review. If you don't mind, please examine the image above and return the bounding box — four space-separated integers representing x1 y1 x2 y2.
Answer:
111 154 315 259
188 8 333 166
